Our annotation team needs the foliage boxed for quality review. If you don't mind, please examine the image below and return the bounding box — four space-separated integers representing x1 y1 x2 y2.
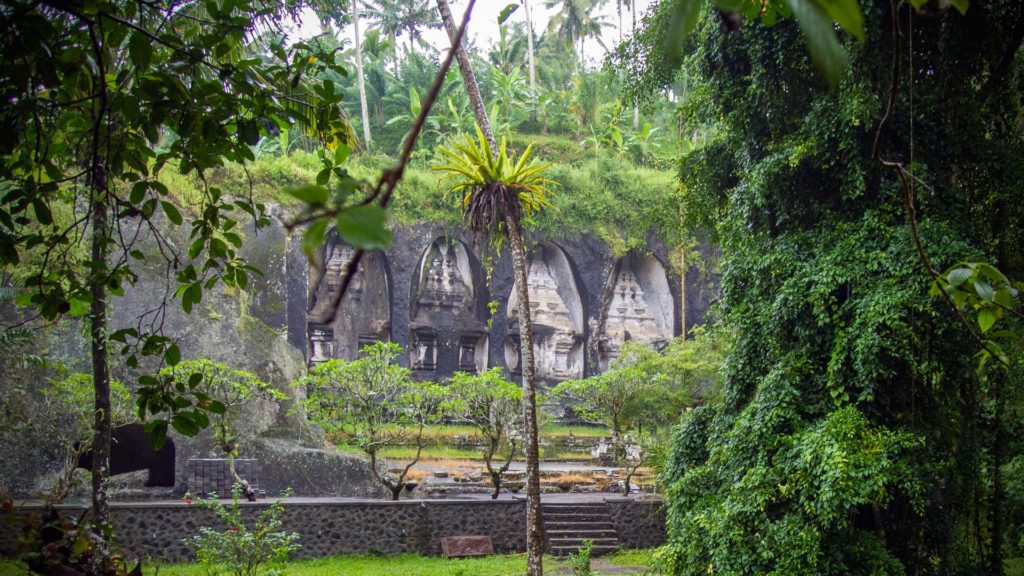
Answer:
622 0 1024 572
16 509 142 576
184 485 300 576
299 342 447 499
154 360 281 454
447 368 523 498
433 126 554 246
565 540 594 576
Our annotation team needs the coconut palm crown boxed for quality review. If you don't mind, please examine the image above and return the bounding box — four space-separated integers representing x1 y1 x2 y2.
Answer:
433 125 555 243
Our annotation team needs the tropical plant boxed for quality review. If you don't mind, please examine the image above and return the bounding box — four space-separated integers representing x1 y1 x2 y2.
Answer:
433 125 554 575
1 0 354 528
155 360 282 500
363 0 442 57
299 342 447 500
448 368 524 499
185 485 300 576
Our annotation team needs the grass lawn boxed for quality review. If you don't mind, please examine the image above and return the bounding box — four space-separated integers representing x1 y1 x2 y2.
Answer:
1008 557 1024 576
0 550 655 575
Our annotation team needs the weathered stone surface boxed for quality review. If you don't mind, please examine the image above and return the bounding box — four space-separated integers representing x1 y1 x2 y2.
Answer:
441 535 494 557
605 497 666 549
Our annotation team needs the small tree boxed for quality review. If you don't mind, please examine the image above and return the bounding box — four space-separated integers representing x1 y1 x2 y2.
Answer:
40 373 136 504
159 360 281 500
449 368 523 499
300 342 446 500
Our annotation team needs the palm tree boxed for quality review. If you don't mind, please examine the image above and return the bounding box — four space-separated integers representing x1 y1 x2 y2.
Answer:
435 0 496 150
521 0 539 121
363 0 441 58
352 0 373 149
434 128 553 576
545 0 609 75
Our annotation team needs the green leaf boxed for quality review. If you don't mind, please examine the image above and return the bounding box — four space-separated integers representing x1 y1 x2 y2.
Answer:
814 0 864 42
977 307 996 333
948 0 968 15
144 420 169 451
672 0 703 38
334 143 350 165
973 280 994 302
498 3 519 25
783 0 848 87
69 296 89 317
165 343 181 366
303 220 328 260
335 204 393 250
161 201 183 225
128 32 153 68
171 413 201 436
947 267 972 287
285 184 329 206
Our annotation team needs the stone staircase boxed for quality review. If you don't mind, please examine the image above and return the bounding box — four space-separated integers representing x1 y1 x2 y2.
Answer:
541 502 620 556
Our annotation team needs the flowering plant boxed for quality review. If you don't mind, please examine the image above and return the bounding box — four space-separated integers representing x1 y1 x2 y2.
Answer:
183 485 299 576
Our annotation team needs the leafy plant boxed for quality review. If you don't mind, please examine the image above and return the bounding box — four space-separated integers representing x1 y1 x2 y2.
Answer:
184 485 300 576
566 540 594 576
433 125 554 246
299 342 447 500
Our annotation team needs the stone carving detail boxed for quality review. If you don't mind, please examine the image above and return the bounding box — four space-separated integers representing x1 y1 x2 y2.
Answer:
506 245 584 383
412 328 438 371
307 235 390 364
410 239 488 376
599 254 673 369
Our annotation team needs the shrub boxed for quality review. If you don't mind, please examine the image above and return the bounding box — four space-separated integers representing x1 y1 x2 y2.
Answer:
184 485 300 576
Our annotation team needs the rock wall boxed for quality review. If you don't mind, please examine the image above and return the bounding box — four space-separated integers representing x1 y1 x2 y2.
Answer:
0 498 664 561
307 222 718 388
605 497 667 549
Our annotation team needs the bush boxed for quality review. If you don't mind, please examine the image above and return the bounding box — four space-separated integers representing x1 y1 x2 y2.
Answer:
184 485 300 576
566 540 594 576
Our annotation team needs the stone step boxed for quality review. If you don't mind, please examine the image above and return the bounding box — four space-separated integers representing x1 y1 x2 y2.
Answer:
547 530 618 539
545 521 616 530
541 503 608 510
550 536 619 545
550 544 620 557
542 511 610 522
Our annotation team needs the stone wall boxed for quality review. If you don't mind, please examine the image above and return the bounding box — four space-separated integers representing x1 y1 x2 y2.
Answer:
0 498 662 561
605 497 667 549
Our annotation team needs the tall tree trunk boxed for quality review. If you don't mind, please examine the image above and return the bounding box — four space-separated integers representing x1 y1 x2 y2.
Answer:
436 0 497 149
90 194 111 529
353 0 373 150
522 0 538 122
631 1 639 130
437 3 542 571
990 370 1005 576
505 214 544 576
87 24 112 529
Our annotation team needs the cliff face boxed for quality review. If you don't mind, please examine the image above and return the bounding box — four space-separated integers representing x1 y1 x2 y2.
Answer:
305 221 718 387
0 209 718 498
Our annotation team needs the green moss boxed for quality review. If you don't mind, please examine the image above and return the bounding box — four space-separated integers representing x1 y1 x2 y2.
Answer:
237 314 283 361
156 139 684 253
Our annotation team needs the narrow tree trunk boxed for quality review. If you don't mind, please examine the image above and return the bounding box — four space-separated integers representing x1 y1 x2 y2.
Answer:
90 195 111 529
522 0 538 122
353 0 373 150
436 0 497 149
631 2 639 130
990 371 1005 576
504 215 544 576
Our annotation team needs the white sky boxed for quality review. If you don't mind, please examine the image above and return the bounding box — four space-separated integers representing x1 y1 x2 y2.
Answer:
292 0 655 69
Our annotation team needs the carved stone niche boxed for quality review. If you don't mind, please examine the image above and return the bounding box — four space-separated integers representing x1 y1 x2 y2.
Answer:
599 253 674 370
458 332 488 374
504 334 522 376
412 327 439 372
308 324 335 365
410 238 489 377
307 234 391 364
506 244 584 383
